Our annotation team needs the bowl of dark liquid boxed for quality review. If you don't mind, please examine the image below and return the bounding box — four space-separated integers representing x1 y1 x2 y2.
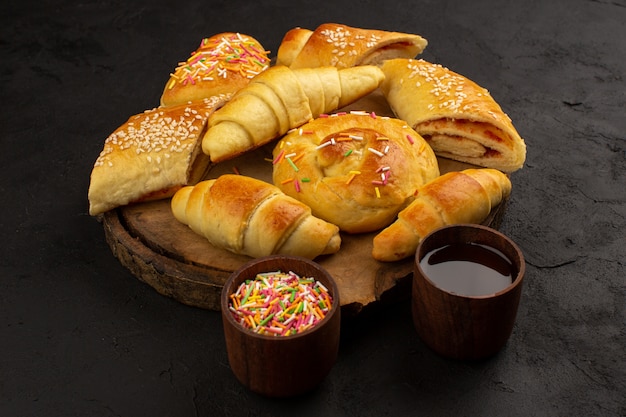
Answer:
412 224 525 360
420 241 514 296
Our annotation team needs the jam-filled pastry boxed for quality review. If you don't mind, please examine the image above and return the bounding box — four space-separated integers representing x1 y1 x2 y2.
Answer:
381 59 526 173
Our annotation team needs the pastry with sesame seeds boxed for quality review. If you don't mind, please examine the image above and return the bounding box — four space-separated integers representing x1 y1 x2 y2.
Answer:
170 174 341 259
271 112 440 234
201 64 385 163
160 33 270 107
276 23 428 69
373 168 512 262
88 95 230 216
381 59 526 173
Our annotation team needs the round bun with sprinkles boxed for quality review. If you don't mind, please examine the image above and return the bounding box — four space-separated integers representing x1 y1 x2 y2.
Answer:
271 112 440 234
160 33 271 107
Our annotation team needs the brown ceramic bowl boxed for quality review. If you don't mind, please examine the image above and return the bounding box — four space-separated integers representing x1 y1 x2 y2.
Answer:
412 224 525 360
221 255 341 397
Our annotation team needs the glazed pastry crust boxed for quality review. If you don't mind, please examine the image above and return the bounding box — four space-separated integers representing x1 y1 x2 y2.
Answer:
277 23 427 69
160 33 270 107
272 112 440 233
381 59 526 172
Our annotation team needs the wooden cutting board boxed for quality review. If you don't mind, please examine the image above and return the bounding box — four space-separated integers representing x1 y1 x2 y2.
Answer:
100 91 509 316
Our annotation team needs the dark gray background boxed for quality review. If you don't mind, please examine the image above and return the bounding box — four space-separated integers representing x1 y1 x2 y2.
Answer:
1 0 624 416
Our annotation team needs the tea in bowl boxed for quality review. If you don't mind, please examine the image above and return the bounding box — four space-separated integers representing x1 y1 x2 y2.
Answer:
221 255 341 397
412 224 525 360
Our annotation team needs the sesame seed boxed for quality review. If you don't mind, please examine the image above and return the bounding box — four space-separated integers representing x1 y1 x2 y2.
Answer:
318 25 391 66
94 94 228 168
405 59 476 113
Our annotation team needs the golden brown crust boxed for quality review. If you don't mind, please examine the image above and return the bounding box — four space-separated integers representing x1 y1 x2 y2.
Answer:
372 168 512 262
272 112 440 233
170 175 341 259
381 59 526 172
416 171 491 224
160 33 270 107
88 95 229 216
277 23 428 69
275 27 313 67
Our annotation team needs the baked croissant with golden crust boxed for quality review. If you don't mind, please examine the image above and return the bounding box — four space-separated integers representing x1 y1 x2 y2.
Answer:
171 174 341 259
372 168 512 262
201 64 385 163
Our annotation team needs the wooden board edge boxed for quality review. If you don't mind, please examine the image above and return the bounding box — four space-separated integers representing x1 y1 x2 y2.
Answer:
101 208 375 315
102 209 228 310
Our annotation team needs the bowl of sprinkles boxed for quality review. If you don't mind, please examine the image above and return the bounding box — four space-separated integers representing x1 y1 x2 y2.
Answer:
221 255 341 397
228 270 334 336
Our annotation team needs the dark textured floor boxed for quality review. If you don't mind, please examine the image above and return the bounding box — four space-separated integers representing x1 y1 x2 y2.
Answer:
1 0 624 416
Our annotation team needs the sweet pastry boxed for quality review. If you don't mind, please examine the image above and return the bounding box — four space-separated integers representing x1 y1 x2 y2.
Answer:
276 23 428 68
160 33 270 107
271 112 440 233
372 168 512 262
202 64 385 163
170 174 341 259
381 59 526 172
88 95 230 216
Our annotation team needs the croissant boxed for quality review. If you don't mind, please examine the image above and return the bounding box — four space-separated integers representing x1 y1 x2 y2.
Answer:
160 33 270 107
372 168 512 262
201 64 385 163
276 23 428 69
381 59 526 172
171 174 342 259
88 95 229 216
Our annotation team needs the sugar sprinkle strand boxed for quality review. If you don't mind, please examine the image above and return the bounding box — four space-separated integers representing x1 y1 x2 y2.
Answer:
228 271 333 336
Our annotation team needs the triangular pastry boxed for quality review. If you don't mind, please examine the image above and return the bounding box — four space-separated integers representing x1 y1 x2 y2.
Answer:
381 59 526 172
88 95 229 215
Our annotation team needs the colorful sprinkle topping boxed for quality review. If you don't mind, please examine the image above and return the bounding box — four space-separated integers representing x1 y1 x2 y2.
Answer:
228 271 333 336
168 33 270 89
